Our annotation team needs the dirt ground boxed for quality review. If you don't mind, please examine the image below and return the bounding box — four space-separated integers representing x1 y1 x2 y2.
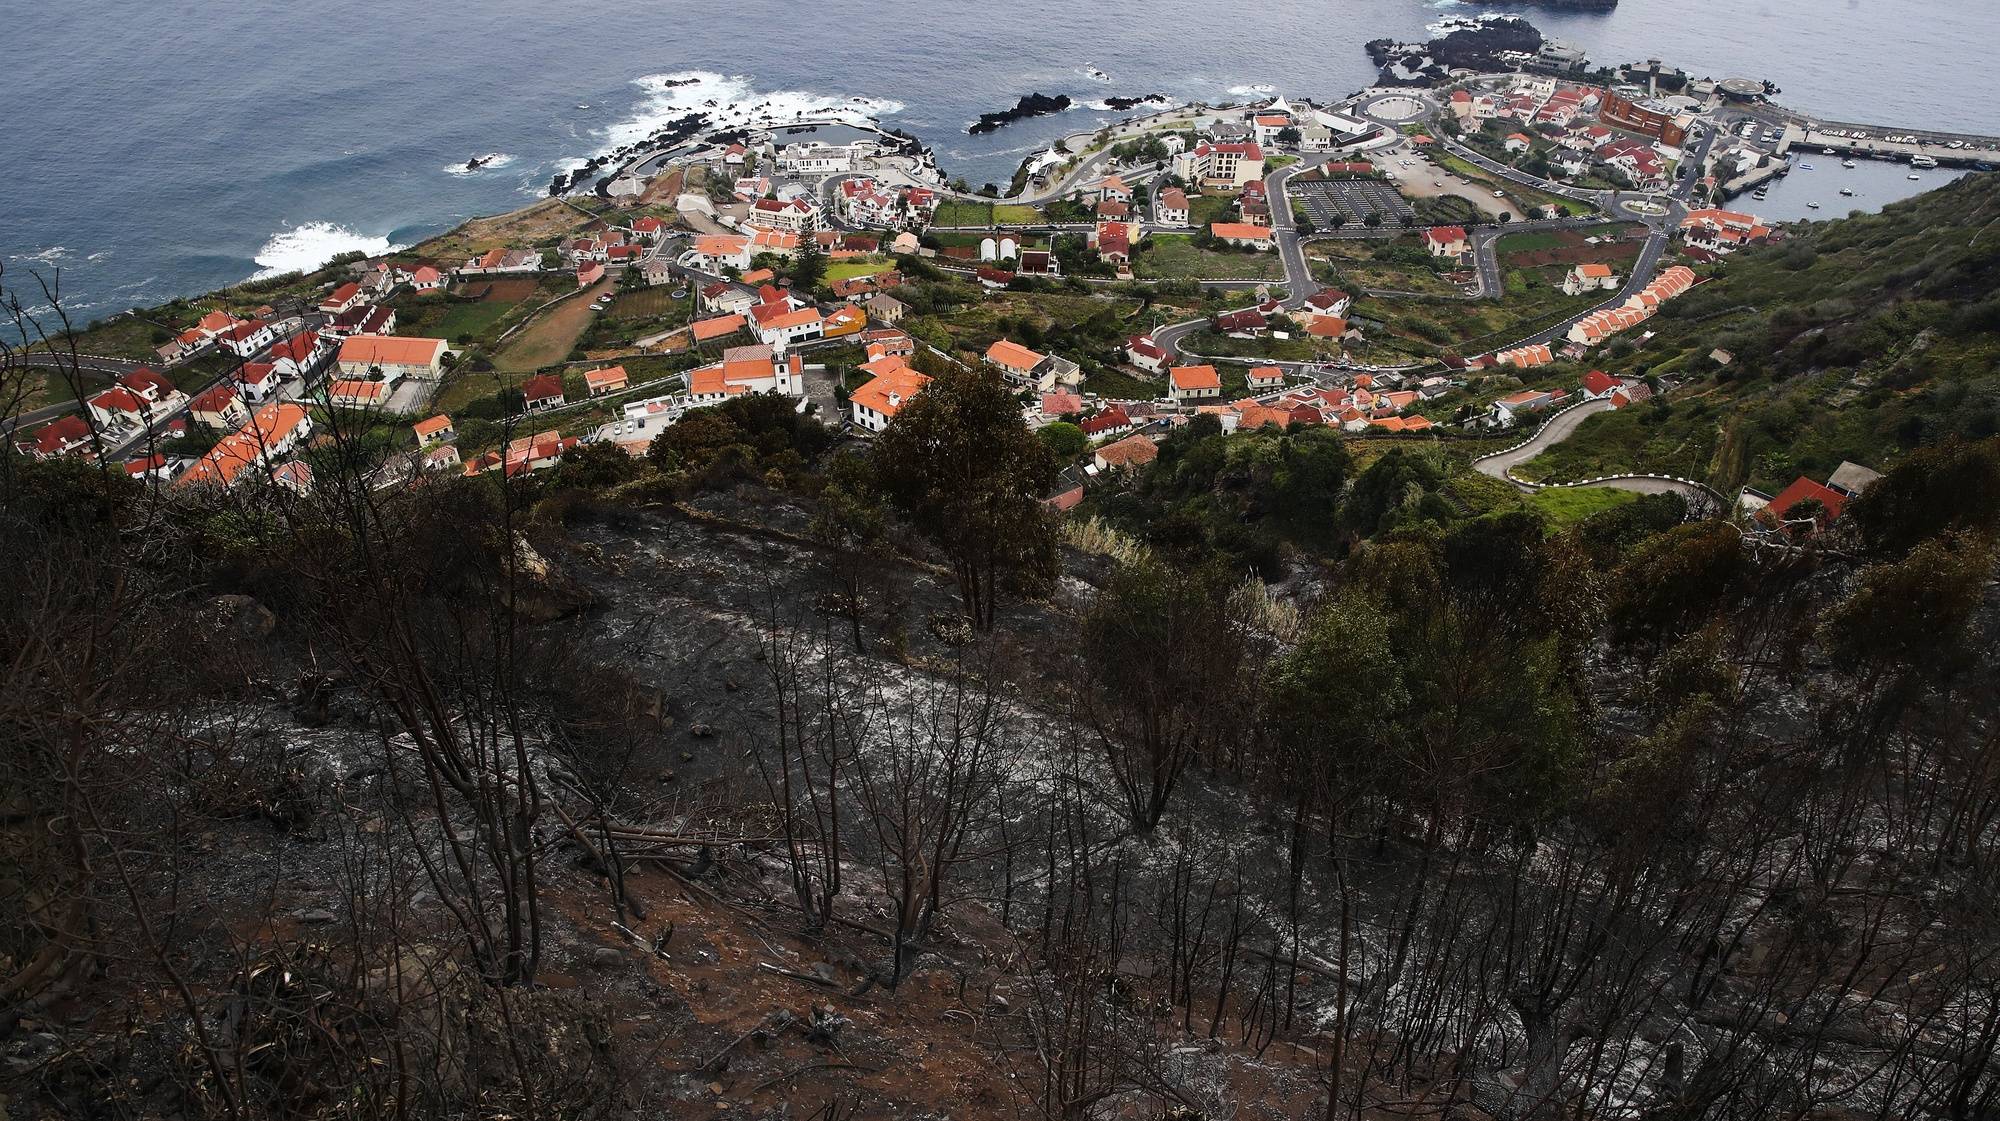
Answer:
1376 143 1516 220
459 276 543 303
640 166 686 206
414 197 602 264
496 280 612 373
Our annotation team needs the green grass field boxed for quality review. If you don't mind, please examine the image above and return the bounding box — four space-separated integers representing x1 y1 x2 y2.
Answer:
825 260 895 283
431 300 515 340
1528 486 1639 526
1184 329 1319 363
933 200 1042 226
607 287 685 321
1133 236 1284 281
1512 403 1718 486
1188 194 1234 228
1494 230 1571 254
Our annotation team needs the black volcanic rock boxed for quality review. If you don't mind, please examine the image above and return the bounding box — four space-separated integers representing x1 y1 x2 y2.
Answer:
1102 94 1170 112
969 93 1072 135
1365 16 1546 87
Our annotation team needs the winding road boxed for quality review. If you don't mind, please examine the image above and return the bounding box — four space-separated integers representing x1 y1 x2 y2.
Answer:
1471 398 1716 505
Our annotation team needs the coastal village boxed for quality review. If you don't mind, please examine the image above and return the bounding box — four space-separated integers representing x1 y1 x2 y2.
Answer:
17 41 1990 534
10 15 2000 1121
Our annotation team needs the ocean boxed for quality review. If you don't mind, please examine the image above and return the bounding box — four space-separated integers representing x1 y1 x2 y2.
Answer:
5 0 1997 325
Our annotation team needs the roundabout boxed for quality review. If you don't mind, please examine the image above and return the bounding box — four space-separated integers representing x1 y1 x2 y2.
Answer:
1357 92 1432 124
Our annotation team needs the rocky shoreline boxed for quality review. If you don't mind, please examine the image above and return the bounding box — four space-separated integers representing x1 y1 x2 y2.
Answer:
547 111 707 196
1366 15 1545 87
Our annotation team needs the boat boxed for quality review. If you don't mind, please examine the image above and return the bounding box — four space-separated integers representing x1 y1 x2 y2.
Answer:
1800 163 1816 171
1839 188 1855 197
1752 189 1769 201
1823 147 1837 155
1909 173 1922 181
1911 154 1939 168
1842 159 1856 168
1807 201 1821 209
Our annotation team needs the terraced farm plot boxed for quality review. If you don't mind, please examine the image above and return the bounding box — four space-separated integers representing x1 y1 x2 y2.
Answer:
609 287 685 320
495 282 611 372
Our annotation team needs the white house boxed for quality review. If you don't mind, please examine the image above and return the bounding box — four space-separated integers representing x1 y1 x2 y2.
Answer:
776 141 873 175
690 234 752 272
1169 364 1223 403
848 359 930 433
216 319 276 358
1173 143 1266 189
1562 263 1620 295
749 302 824 347
1424 226 1469 258
687 344 805 406
744 195 822 236
1126 335 1168 373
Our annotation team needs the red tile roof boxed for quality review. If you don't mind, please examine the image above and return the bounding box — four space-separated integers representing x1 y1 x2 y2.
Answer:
521 373 565 403
1080 406 1131 436
1170 365 1222 391
1766 477 1847 525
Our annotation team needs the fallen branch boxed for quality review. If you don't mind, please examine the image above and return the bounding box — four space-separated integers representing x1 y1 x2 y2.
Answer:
551 799 647 921
759 961 841 990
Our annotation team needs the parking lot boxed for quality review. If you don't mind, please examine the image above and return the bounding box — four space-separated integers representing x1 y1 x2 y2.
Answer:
1291 178 1417 226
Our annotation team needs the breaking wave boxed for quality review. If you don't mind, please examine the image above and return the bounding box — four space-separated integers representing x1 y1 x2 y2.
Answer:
250 221 401 280
444 152 517 175
601 70 905 156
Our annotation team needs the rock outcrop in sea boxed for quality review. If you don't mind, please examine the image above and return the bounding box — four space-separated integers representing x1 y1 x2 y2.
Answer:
1366 15 1545 87
969 93 1072 135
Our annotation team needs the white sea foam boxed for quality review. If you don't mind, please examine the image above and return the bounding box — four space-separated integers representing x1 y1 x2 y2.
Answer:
1227 84 1277 97
443 152 517 175
600 70 905 156
1080 66 1112 83
1428 12 1510 37
19 245 70 265
250 222 400 280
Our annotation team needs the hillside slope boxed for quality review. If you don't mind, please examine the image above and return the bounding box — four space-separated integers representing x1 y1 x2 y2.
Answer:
1517 171 2000 491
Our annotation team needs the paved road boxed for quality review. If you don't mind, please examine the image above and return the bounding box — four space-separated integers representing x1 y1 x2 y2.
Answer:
1266 161 1317 308
1471 397 1714 504
1472 398 1614 480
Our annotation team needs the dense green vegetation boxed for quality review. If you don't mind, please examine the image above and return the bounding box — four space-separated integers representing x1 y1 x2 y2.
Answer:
1520 171 2000 492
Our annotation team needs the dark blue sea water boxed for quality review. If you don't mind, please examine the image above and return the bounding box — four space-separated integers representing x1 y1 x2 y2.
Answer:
5 0 1996 324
